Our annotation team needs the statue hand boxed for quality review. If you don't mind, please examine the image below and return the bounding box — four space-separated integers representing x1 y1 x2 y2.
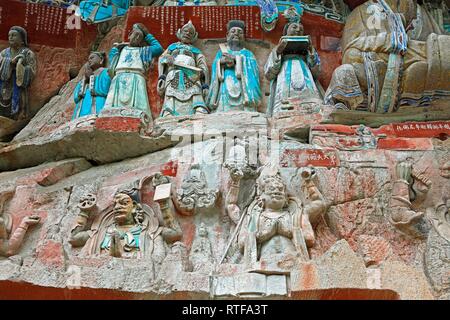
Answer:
136 23 149 36
85 66 93 80
202 88 209 99
22 215 40 227
157 79 166 96
164 55 175 67
396 162 413 181
220 54 235 67
276 39 288 55
230 167 244 182
11 54 25 66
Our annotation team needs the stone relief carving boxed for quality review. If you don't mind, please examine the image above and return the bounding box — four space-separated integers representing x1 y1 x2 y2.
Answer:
388 161 431 238
175 164 218 215
224 165 328 269
0 191 40 257
189 222 214 273
69 181 182 280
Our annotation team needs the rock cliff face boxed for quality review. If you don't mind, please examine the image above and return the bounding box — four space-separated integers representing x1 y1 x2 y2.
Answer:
0 1 449 300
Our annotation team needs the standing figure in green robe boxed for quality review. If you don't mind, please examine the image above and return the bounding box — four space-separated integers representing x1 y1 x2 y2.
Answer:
104 23 163 120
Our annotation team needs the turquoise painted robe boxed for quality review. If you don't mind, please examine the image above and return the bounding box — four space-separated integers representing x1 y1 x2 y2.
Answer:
72 68 111 120
79 0 130 23
104 34 163 118
207 46 261 112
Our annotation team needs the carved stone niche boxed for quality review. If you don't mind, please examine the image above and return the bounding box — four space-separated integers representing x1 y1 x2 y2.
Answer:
175 164 218 216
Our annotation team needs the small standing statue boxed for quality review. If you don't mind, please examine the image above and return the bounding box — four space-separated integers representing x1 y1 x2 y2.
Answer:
157 21 210 117
72 52 111 120
264 8 322 115
0 26 37 120
207 20 262 113
104 23 163 120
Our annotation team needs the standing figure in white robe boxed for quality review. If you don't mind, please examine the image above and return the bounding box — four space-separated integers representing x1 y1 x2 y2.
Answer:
264 20 322 115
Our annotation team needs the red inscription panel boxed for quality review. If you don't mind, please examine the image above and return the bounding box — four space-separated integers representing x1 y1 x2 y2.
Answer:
125 5 262 47
125 5 343 47
390 121 450 138
0 0 97 48
280 149 340 168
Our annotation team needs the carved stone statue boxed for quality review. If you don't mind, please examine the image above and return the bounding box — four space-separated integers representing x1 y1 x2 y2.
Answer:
175 164 218 215
264 8 322 115
324 0 450 113
72 52 111 120
0 26 36 120
103 23 163 120
69 186 182 276
157 21 210 117
388 161 431 238
0 192 40 257
207 20 262 112
189 223 214 273
225 165 327 268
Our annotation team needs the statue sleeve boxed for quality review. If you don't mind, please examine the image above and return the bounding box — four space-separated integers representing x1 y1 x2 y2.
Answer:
206 51 223 110
0 49 12 82
241 51 262 108
264 49 282 81
196 53 210 87
143 34 164 60
17 50 37 88
95 68 112 97
73 81 83 104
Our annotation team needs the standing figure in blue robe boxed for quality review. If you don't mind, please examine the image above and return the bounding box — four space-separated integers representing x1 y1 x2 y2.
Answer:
0 26 36 120
104 23 163 120
72 51 111 120
264 10 322 116
207 20 262 113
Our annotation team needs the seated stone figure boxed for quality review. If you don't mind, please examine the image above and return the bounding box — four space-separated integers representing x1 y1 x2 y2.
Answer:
0 26 36 120
207 20 262 113
157 21 210 117
69 187 182 275
72 52 111 120
0 192 40 257
325 0 450 113
225 165 327 267
103 23 163 120
264 8 322 115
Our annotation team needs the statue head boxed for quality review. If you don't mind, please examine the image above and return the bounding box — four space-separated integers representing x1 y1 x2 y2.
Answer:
177 21 198 44
88 51 106 71
283 6 303 36
129 24 145 47
284 22 304 36
9 26 28 49
226 20 245 49
257 169 288 211
113 188 140 225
